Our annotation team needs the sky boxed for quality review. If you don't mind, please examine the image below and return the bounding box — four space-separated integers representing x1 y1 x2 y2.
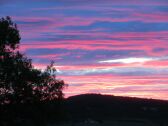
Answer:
1 0 168 100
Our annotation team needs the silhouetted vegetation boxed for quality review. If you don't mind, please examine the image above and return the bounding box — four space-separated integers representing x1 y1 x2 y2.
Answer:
0 16 66 125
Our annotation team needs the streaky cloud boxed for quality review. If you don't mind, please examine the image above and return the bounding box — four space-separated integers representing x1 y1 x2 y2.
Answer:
99 56 168 64
99 57 155 64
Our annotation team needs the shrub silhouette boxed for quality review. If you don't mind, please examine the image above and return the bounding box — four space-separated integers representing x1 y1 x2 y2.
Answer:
0 16 66 104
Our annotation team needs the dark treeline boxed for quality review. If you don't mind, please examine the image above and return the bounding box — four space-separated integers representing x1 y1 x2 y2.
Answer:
0 17 67 125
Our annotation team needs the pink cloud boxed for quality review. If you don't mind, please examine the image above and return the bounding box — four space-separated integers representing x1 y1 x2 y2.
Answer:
19 37 168 58
61 74 168 100
133 12 168 22
144 60 168 67
30 53 70 60
30 61 168 100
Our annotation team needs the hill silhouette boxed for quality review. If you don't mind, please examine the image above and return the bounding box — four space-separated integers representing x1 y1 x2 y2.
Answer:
63 94 168 125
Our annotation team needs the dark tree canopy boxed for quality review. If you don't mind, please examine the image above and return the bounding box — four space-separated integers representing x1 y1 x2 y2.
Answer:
0 16 20 51
0 16 66 105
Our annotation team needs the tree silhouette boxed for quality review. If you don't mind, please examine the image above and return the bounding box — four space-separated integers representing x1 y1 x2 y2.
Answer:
0 16 66 105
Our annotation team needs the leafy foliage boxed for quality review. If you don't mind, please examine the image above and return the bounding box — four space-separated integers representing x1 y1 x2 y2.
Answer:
0 16 66 105
0 16 20 51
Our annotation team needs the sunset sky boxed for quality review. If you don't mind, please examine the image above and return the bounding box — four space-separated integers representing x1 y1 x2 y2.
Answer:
1 0 168 100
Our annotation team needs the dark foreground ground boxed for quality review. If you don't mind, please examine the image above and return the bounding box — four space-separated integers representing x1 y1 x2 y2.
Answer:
1 94 168 126
61 94 168 126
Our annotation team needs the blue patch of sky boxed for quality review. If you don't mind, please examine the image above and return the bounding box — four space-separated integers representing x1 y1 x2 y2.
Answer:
62 21 168 32
26 48 146 65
